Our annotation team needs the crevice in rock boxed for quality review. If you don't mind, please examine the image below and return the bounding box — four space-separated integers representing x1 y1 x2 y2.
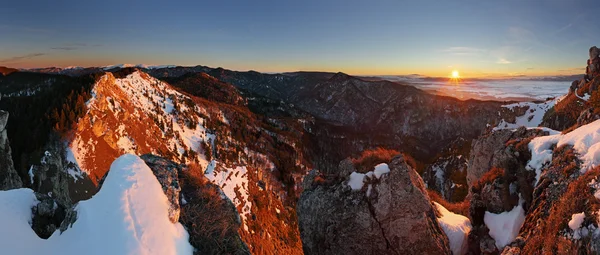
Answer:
365 196 400 255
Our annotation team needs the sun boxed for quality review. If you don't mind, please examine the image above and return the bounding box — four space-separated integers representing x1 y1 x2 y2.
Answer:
451 70 460 78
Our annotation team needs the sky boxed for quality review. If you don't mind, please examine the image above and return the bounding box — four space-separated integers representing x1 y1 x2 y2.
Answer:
1 0 600 77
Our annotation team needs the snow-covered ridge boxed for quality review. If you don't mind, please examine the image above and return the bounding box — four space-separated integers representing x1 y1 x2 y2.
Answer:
67 70 252 232
101 64 177 70
0 154 193 255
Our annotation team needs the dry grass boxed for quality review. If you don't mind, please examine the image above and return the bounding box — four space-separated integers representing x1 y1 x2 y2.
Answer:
351 147 400 173
472 167 505 192
179 164 249 254
522 167 600 254
427 189 470 217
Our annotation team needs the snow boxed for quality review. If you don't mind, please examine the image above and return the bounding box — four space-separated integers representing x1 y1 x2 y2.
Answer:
204 162 252 229
528 120 600 184
0 154 193 255
574 88 591 101
569 212 587 240
484 198 526 249
434 202 472 255
348 172 366 190
494 99 557 130
373 163 390 178
347 163 392 191
569 212 585 230
28 166 34 184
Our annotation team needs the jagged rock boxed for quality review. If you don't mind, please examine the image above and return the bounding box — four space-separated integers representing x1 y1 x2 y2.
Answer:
570 80 580 93
140 154 182 223
587 46 600 80
0 110 8 131
297 155 451 255
30 148 72 208
0 110 22 190
31 193 66 238
467 127 548 190
423 137 470 202
577 107 600 127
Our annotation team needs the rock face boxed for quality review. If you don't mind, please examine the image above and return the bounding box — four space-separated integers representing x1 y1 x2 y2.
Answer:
297 155 451 255
31 193 67 238
30 148 72 208
586 46 600 81
0 109 22 190
467 127 549 189
422 137 470 202
140 154 182 223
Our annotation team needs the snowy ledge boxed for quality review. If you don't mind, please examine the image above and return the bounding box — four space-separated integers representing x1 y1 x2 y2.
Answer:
0 154 193 255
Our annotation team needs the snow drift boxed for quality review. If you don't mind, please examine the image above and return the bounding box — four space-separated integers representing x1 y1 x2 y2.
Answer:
0 154 193 255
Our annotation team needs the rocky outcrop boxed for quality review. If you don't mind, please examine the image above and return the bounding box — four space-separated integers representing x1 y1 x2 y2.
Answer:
140 154 182 223
0 109 22 190
297 155 451 255
30 148 72 208
423 137 470 202
467 127 549 189
31 193 67 238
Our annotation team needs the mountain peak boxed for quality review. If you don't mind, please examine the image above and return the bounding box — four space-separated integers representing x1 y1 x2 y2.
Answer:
329 72 352 82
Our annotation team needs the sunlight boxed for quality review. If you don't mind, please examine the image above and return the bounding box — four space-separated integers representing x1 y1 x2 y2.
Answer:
452 70 460 78
449 70 461 84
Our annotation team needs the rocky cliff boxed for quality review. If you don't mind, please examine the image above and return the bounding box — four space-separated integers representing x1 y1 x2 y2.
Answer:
298 155 451 254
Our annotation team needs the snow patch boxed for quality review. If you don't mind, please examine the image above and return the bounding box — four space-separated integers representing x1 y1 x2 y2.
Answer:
528 120 600 184
484 197 526 249
346 163 391 191
434 202 472 255
494 99 557 130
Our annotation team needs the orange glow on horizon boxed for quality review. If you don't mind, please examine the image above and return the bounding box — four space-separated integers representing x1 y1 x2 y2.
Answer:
449 70 461 84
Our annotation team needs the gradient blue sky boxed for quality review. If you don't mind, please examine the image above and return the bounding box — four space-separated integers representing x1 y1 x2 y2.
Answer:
1 0 599 77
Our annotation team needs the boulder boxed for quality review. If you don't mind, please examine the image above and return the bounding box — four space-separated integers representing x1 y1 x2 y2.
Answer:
297 155 451 255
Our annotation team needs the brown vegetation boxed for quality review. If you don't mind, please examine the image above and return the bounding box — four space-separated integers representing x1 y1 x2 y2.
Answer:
350 147 419 174
471 167 505 192
180 163 250 255
427 189 470 217
522 167 600 254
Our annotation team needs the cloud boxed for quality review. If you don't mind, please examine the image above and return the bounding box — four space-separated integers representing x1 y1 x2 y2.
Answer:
558 67 585 72
51 46 78 51
497 58 512 64
441 47 487 56
0 53 46 63
50 43 102 51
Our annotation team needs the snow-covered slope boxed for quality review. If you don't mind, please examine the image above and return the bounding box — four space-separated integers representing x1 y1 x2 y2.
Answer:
0 154 193 255
528 119 600 183
61 70 308 254
494 98 561 130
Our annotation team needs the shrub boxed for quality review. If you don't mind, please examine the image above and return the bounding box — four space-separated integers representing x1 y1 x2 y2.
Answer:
179 164 249 254
427 189 470 217
471 167 505 192
351 147 400 173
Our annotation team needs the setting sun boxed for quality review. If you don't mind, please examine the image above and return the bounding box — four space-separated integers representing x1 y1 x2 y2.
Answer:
451 70 460 78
